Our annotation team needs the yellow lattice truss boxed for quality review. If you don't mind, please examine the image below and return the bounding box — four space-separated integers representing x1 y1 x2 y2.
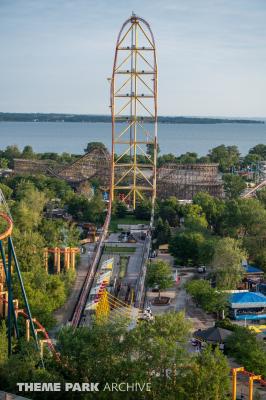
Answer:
95 290 110 321
95 289 142 324
110 14 158 209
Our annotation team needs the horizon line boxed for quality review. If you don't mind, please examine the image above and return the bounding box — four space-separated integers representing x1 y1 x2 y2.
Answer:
0 111 265 120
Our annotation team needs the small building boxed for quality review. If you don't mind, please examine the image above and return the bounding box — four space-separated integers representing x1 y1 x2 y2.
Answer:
229 291 266 321
242 264 264 290
158 244 169 254
194 326 232 344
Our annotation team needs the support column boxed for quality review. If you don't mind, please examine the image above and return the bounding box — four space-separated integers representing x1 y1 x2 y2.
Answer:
64 247 70 270
70 250 76 270
26 319 30 342
56 248 61 274
0 262 4 284
67 249 70 269
40 339 49 358
13 299 19 325
232 368 244 400
54 247 58 273
249 376 261 400
0 290 8 317
54 247 61 274
44 248 48 272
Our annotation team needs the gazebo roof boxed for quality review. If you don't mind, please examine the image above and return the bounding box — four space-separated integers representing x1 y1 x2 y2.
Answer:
193 327 232 343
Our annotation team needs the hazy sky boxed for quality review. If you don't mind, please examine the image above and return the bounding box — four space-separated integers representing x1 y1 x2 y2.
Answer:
1 0 266 117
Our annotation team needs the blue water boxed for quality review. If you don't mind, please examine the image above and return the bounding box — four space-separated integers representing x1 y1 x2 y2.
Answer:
0 121 265 156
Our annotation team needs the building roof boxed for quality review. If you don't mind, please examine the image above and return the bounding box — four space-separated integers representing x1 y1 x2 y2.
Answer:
158 244 169 250
244 264 264 274
230 291 266 309
194 327 232 343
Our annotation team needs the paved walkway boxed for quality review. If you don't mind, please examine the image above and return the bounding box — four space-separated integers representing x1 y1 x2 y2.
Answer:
146 252 215 331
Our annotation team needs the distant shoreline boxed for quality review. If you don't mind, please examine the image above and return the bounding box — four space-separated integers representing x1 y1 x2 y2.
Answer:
0 113 264 124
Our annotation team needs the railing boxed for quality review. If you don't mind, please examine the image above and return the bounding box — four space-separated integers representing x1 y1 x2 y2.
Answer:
134 206 154 308
71 203 112 328
242 179 266 198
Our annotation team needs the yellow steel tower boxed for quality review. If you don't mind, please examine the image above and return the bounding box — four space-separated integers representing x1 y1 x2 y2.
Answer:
110 14 158 210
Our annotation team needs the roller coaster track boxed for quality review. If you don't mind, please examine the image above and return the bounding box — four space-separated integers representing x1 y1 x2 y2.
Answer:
242 179 266 198
71 200 112 328
70 197 154 327
70 14 157 327
0 294 59 360
0 201 59 361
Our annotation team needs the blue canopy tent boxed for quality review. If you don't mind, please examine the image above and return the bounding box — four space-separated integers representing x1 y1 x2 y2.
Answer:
229 292 266 321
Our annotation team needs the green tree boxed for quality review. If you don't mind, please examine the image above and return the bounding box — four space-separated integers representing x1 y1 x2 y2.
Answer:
160 204 178 226
211 237 246 289
0 158 9 169
12 229 45 272
84 142 107 154
186 279 228 317
87 194 105 223
256 187 266 208
223 174 246 199
20 268 68 328
243 152 262 166
183 204 208 231
169 231 214 266
22 145 35 159
186 347 230 400
12 186 46 231
220 198 266 238
155 217 171 246
0 182 13 199
58 313 191 399
177 152 198 164
249 144 266 160
146 142 160 158
226 327 266 377
40 219 80 248
208 144 240 172
60 152 74 163
146 259 173 298
134 199 151 220
193 192 225 231
253 248 266 272
157 153 178 167
3 145 21 161
67 193 105 223
0 340 62 398
115 200 127 218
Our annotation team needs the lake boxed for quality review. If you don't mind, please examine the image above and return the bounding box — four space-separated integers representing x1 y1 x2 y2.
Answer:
0 121 265 156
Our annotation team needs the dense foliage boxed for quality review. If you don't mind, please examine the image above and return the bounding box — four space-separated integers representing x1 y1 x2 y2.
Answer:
186 280 229 317
225 327 266 377
0 314 230 400
2 141 266 172
0 174 81 328
146 259 173 297
156 190 266 273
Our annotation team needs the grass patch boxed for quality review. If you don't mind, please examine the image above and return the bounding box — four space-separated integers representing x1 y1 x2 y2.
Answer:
110 215 149 232
104 246 136 254
119 256 129 279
